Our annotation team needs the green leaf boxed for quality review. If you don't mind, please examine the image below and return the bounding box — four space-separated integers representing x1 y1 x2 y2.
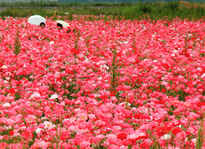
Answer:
15 92 20 101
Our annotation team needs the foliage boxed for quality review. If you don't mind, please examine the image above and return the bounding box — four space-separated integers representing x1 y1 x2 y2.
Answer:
0 1 205 20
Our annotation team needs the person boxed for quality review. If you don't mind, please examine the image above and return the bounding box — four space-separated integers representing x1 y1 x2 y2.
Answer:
40 22 45 29
57 23 63 30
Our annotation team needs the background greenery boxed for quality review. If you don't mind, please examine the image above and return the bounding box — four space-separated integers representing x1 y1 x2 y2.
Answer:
0 1 205 20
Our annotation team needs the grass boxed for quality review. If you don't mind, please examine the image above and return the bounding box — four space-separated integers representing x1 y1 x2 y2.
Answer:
0 1 205 20
196 114 205 149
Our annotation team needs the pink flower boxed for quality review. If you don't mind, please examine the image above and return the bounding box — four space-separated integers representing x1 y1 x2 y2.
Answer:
176 131 187 141
32 141 49 149
95 120 106 127
111 125 122 133
77 113 88 122
79 141 91 149
128 131 147 143
108 145 119 149
0 142 8 149
106 134 118 144
43 121 56 129
6 119 15 126
25 115 36 124
187 112 199 121
88 114 96 120
22 130 33 139
92 134 105 144
9 143 23 149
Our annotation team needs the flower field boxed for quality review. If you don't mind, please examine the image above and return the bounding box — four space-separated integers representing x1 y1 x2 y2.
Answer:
0 16 205 149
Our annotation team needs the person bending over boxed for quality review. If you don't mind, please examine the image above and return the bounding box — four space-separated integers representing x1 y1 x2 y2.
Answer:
40 22 45 29
57 23 63 30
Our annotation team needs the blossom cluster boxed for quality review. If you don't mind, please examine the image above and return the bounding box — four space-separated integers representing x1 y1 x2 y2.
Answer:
0 16 205 148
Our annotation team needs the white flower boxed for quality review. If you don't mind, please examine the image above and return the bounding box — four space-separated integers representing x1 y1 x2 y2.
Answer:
62 118 69 123
5 126 12 129
188 34 193 38
5 77 10 80
30 92 41 99
3 80 8 84
98 77 102 80
3 103 11 108
162 134 171 140
41 117 48 120
192 138 197 145
201 73 205 78
50 94 58 100
23 64 27 68
2 65 7 69
36 128 42 134
179 125 183 128
197 67 202 71
84 56 89 61
49 41 54 45
14 133 20 137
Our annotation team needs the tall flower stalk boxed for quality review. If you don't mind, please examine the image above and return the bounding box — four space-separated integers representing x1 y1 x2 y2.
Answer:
14 28 21 55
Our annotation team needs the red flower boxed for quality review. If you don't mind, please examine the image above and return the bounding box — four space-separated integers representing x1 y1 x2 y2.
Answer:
134 113 150 120
70 48 80 54
157 127 171 136
147 89 153 93
117 132 127 140
8 88 15 94
171 127 182 135
161 88 166 92
9 130 14 136
140 142 149 149
110 90 115 96
22 131 33 139
196 102 205 107
134 113 141 119
60 131 70 141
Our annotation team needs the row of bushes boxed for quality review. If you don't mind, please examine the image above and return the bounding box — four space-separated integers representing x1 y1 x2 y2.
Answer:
0 1 204 20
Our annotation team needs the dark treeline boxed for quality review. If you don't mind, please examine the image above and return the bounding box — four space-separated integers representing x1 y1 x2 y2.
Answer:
0 0 204 6
58 0 203 2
